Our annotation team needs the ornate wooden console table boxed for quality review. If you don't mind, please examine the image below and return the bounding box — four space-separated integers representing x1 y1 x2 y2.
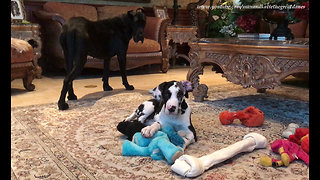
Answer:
166 25 198 67
185 38 309 101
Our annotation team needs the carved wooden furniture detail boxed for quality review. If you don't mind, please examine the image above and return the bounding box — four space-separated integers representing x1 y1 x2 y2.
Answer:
166 25 198 66
185 38 309 101
167 25 198 44
11 37 36 91
11 23 43 91
11 24 42 79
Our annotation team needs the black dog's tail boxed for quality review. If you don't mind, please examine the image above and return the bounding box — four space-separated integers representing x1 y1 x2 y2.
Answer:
60 28 77 73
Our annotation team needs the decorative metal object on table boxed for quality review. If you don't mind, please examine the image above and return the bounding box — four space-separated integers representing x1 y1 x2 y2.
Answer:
166 25 198 67
11 23 42 78
184 38 309 102
187 0 208 37
187 0 207 26
172 0 181 25
264 10 294 40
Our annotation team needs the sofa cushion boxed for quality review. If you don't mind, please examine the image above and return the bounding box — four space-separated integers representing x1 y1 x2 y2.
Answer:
11 38 34 64
144 17 162 42
127 38 160 54
43 2 98 21
97 6 142 20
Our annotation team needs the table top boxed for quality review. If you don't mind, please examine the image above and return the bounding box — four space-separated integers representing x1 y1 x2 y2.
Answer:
167 25 197 29
194 38 309 48
11 23 39 27
167 25 198 32
188 38 309 60
11 23 40 32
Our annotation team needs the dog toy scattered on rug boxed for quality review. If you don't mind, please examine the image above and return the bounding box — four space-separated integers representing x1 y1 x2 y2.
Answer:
122 125 185 164
282 123 299 138
288 128 309 154
219 106 264 127
260 139 309 167
171 133 267 177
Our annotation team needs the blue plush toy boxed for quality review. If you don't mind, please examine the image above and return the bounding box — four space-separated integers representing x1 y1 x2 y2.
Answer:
122 125 185 164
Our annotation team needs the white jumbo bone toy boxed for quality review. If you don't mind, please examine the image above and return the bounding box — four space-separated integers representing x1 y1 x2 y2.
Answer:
171 132 267 178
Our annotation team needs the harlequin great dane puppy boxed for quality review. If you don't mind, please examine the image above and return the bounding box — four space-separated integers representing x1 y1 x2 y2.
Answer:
120 80 197 149
124 81 166 125
58 8 146 110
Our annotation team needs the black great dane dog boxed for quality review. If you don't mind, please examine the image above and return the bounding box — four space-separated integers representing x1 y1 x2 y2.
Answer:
58 8 146 110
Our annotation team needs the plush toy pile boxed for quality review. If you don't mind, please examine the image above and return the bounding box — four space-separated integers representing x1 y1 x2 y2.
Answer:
260 125 309 167
117 85 309 178
289 128 309 154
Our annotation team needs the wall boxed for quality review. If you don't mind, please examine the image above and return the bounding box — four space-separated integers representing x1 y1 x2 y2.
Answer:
24 0 214 9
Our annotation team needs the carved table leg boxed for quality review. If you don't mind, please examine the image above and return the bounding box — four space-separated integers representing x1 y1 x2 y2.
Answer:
171 43 177 68
192 84 208 102
161 57 170 73
23 69 35 91
184 47 208 102
257 88 266 93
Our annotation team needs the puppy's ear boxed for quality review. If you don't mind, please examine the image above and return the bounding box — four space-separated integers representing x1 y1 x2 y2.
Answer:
148 87 156 94
157 81 168 94
185 92 189 98
181 99 188 112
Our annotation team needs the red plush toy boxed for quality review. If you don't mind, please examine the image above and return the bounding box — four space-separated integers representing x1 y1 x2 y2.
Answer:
219 106 264 127
288 128 309 154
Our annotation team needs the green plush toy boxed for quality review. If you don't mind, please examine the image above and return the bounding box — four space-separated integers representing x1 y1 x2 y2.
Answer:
122 125 185 164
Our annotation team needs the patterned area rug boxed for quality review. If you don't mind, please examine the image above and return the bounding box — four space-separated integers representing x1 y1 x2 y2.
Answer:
11 84 309 180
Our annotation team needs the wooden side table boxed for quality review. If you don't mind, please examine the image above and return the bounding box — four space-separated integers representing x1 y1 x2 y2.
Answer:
11 23 42 78
166 25 197 67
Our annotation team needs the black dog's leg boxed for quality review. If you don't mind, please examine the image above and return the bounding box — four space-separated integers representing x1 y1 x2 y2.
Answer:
67 81 77 100
59 32 71 110
102 57 113 91
117 53 134 90
58 56 86 110
58 32 87 110
59 31 77 105
63 42 77 101
58 79 70 110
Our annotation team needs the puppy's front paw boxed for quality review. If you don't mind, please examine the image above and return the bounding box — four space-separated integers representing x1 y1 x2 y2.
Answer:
141 126 156 138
